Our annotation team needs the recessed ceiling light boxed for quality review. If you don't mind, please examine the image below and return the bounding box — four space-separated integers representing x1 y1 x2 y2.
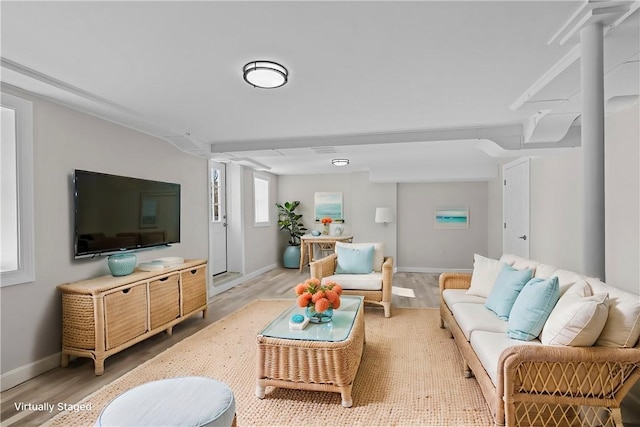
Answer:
332 158 349 166
243 60 288 89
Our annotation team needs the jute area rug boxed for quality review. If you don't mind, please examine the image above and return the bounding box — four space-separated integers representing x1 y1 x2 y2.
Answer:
46 300 493 427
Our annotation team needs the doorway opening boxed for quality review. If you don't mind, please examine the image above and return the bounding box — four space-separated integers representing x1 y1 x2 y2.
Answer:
208 161 244 296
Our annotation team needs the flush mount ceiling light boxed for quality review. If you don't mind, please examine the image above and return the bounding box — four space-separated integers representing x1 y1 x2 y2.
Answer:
332 158 350 166
243 60 288 89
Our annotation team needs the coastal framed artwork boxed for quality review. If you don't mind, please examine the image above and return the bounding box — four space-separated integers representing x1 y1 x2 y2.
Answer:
314 192 344 222
434 208 469 229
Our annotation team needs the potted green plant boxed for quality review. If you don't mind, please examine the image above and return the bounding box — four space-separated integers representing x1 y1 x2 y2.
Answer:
276 201 308 268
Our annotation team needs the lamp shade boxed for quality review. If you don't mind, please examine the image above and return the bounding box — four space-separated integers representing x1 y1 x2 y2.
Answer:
375 207 393 224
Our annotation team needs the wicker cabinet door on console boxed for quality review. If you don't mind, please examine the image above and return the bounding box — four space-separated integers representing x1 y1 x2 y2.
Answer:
149 274 180 331
181 265 207 317
58 259 207 375
104 283 148 350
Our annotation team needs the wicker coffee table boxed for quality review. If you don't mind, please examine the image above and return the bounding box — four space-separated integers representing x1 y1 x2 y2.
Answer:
255 296 365 407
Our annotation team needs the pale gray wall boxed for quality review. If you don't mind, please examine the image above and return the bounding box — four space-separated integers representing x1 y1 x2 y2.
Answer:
604 102 640 424
495 104 639 295
279 177 489 271
605 102 639 292
529 149 585 272
487 169 504 259
277 172 397 264
0 89 209 376
243 169 279 273
397 182 488 270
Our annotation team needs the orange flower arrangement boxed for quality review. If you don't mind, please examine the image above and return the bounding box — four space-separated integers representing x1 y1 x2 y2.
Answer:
295 278 342 313
320 217 333 225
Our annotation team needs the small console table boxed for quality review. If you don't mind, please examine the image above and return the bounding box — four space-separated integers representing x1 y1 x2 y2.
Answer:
299 234 353 272
57 259 207 375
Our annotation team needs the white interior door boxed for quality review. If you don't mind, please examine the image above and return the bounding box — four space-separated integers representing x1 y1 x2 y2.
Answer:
209 161 227 276
503 158 530 257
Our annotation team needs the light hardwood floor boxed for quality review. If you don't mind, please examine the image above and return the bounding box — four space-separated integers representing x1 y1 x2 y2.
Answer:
0 267 440 427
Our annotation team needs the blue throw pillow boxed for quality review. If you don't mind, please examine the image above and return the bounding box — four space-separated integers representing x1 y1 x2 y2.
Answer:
484 264 533 320
508 277 560 341
335 244 374 274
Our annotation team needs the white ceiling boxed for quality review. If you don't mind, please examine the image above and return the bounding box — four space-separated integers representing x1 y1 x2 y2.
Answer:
1 1 638 181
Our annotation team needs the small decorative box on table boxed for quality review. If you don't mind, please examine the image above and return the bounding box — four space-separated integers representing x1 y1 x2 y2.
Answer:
255 295 365 407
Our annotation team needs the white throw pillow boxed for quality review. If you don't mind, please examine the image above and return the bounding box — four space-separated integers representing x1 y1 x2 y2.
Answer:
551 269 587 296
587 278 640 348
540 280 609 347
533 263 558 279
499 254 540 271
466 254 505 298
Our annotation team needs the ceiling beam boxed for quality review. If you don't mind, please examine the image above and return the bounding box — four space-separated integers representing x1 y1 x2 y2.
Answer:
210 124 526 154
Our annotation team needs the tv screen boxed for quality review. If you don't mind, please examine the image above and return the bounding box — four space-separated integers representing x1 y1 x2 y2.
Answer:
74 170 181 257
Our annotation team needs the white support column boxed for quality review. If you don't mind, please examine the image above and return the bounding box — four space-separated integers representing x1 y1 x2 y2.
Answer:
580 23 606 279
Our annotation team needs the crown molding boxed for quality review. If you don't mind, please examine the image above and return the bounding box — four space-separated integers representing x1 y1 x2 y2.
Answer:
1 57 133 113
1 58 209 158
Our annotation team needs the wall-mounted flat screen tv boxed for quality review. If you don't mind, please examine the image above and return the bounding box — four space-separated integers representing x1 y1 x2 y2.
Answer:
74 170 181 258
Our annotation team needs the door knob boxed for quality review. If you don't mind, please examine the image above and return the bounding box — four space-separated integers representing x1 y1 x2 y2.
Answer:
518 235 527 240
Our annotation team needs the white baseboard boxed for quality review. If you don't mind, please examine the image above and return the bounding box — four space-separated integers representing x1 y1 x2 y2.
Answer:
396 267 473 274
1 352 60 392
209 263 278 298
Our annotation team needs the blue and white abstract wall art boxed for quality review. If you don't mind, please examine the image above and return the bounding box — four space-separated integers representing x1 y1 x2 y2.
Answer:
434 208 469 229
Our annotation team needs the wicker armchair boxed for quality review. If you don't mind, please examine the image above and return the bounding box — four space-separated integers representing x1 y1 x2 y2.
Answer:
440 272 640 427
310 248 393 318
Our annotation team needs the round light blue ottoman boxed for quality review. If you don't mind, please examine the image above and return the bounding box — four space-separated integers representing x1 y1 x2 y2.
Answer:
96 377 236 427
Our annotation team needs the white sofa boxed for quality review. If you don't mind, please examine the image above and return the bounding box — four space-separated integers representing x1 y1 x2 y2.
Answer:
440 254 640 427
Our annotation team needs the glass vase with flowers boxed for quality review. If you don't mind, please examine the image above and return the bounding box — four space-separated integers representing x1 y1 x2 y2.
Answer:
295 278 343 323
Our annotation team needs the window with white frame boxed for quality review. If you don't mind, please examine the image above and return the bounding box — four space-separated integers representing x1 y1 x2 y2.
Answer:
211 167 222 222
253 173 270 226
1 92 35 287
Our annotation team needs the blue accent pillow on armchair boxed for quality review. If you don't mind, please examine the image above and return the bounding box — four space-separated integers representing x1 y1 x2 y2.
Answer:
335 244 374 274
484 264 533 320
